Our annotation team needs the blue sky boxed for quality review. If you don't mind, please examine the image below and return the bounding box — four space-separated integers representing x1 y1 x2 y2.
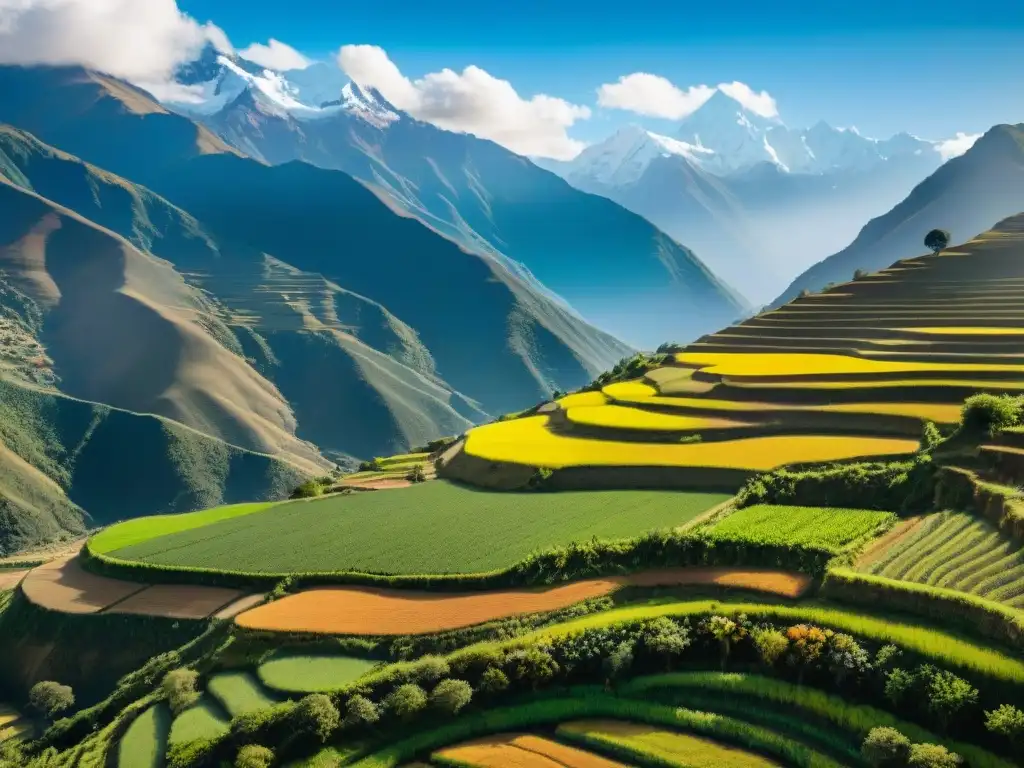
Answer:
185 0 1023 144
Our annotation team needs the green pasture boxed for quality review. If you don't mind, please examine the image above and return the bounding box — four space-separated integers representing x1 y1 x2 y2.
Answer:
258 654 379 694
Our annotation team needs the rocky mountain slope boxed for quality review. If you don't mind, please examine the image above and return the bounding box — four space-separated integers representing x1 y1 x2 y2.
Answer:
774 124 1024 305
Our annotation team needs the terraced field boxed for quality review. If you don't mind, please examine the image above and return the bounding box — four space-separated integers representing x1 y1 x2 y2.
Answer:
0 704 31 745
434 733 627 767
434 215 1024 491
98 482 729 575
860 511 1024 608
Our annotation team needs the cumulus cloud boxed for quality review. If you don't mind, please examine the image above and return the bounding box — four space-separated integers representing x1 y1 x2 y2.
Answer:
597 73 779 120
338 44 590 159
597 73 715 120
239 38 310 71
936 131 982 161
0 0 227 81
716 81 778 119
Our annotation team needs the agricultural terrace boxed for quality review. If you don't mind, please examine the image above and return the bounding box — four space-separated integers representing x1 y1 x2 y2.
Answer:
337 452 435 490
0 704 31 745
440 216 1024 492
859 511 1024 609
434 732 627 767
117 703 170 768
98 482 729 575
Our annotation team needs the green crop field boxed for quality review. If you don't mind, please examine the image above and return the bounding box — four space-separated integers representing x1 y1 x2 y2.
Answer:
557 719 784 768
862 511 1024 608
258 654 379 694
206 672 279 718
117 703 170 768
702 505 895 552
90 501 281 554
168 697 228 745
104 482 730 575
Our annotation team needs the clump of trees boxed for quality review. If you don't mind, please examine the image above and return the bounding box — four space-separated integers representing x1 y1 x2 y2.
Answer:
924 229 951 255
407 464 427 483
29 681 74 720
862 727 962 767
960 393 1024 434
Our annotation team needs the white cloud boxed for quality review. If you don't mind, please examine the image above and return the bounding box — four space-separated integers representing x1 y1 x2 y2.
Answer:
597 73 715 120
338 44 590 160
239 38 310 71
597 73 779 121
935 131 982 161
716 81 778 119
0 0 228 81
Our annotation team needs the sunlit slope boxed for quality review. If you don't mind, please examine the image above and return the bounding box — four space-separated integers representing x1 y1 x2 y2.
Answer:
445 213 1024 489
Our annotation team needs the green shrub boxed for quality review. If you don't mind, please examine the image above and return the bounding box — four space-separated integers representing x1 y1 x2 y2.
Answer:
343 695 380 727
736 458 937 515
385 684 427 721
928 671 979 732
921 422 943 451
862 727 911 767
29 681 75 719
477 667 509 694
429 679 473 715
961 394 1024 434
294 694 339 742
407 465 427 483
235 744 274 768
526 467 554 491
985 704 1024 755
413 656 450 684
290 479 324 499
908 743 962 767
162 669 200 715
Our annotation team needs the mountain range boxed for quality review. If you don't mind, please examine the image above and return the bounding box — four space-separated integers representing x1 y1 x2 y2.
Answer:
774 123 1024 305
150 45 747 348
542 91 950 302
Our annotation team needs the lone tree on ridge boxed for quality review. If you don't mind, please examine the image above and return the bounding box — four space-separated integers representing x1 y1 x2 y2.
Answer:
924 229 950 255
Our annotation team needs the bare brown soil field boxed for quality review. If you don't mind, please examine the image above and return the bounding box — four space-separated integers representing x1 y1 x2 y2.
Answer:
215 593 267 619
108 584 245 619
0 570 28 592
0 537 86 567
338 478 413 490
235 567 811 635
436 733 627 767
20 556 147 614
855 516 925 568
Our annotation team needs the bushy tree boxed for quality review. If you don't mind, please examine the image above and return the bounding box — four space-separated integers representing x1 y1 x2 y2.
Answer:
295 694 340 742
785 624 827 683
884 668 916 707
28 681 74 719
507 647 559 690
961 393 1023 433
825 632 870 686
908 743 962 768
705 615 748 670
478 667 509 694
861 727 911 767
407 464 427 483
342 695 380 728
429 679 473 715
643 617 691 670
985 704 1024 755
924 229 951 255
290 479 324 499
235 745 274 768
873 644 902 672
927 671 978 732
751 627 788 668
385 684 428 720
414 656 451 684
162 669 200 715
602 641 634 690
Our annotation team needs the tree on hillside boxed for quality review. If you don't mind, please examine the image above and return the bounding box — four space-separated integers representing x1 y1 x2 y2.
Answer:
924 229 951 255
29 681 74 720
429 679 473 715
927 671 978 733
907 743 962 768
985 704 1024 756
235 745 274 768
861 727 911 767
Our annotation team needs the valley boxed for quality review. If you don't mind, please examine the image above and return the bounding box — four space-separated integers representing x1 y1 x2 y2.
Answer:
0 11 1022 768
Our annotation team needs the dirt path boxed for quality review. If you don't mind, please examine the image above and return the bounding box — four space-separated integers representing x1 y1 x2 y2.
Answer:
235 567 811 636
0 570 29 592
20 554 259 619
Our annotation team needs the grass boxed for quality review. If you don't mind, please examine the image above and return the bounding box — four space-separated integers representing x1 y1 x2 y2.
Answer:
621 673 1013 768
702 505 896 553
89 502 281 554
557 719 784 768
343 695 841 768
106 482 729 575
205 672 278 718
565 405 752 432
557 392 610 409
168 697 228 745
258 653 379 693
117 703 170 768
675 352 1024 378
863 511 1024 609
464 416 917 470
516 600 1024 684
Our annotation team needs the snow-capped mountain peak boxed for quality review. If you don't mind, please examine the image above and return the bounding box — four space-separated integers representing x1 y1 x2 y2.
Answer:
561 124 715 186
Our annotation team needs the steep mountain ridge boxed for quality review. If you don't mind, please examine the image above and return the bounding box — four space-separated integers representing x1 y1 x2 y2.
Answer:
774 123 1024 305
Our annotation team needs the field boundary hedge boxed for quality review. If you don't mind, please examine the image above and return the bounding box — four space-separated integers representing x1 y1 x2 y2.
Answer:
81 527 834 593
822 568 1024 650
934 466 1024 543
